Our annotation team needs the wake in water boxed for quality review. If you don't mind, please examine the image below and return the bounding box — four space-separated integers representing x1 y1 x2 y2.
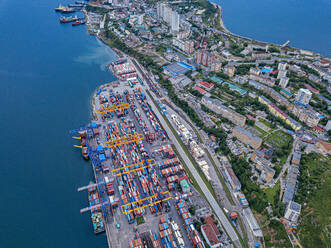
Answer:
73 38 118 71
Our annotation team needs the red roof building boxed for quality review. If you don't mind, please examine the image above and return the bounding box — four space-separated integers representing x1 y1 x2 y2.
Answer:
194 86 207 95
201 224 221 248
198 81 214 91
205 216 220 236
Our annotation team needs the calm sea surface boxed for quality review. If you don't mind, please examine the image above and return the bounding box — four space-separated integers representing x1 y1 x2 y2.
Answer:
210 0 331 57
0 0 329 247
0 0 116 247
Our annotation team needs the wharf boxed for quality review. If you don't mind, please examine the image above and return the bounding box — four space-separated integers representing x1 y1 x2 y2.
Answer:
75 55 238 248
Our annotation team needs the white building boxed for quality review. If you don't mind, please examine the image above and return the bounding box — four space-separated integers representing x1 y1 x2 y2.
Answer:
170 11 180 32
137 14 144 25
295 88 312 106
325 120 331 131
279 76 289 88
277 69 287 80
278 62 288 71
284 201 301 223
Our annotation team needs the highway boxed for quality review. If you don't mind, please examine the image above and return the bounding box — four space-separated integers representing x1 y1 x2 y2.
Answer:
131 58 241 246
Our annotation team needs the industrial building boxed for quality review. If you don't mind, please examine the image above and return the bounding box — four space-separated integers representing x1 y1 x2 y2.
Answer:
284 201 301 223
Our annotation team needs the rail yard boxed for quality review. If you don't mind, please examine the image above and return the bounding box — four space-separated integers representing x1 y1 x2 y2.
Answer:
71 57 232 248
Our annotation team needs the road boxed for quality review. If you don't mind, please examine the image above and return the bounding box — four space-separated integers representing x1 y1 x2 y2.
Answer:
147 88 241 246
130 59 241 246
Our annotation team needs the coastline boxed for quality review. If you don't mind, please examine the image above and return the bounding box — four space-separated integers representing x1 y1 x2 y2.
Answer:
211 3 229 33
210 1 326 57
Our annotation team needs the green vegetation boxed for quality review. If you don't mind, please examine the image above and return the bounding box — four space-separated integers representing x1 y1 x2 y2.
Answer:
235 64 255 75
265 130 293 177
268 46 280 53
228 41 244 57
294 153 331 248
230 156 268 212
136 216 145 225
263 219 292 248
204 148 235 205
265 130 292 149
189 88 204 98
85 5 110 14
264 182 280 204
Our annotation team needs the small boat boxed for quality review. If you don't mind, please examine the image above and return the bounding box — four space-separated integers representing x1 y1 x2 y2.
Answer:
59 15 78 23
75 1 86 4
72 19 87 26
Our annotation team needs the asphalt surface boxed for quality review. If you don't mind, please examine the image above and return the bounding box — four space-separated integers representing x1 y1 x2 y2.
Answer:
143 87 241 246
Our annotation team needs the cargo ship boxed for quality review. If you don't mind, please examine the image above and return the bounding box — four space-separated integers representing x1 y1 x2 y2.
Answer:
72 19 87 26
79 131 90 160
54 4 75 13
59 16 78 23
61 7 76 13
54 4 65 12
88 183 105 234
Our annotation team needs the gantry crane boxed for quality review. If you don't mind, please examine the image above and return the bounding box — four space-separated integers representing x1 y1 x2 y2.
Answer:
95 102 130 115
112 159 156 177
104 133 144 148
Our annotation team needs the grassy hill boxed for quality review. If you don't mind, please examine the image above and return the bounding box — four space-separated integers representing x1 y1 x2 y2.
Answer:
295 153 331 248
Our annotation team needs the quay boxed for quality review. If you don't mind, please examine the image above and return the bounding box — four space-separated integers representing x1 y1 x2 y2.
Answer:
72 54 241 247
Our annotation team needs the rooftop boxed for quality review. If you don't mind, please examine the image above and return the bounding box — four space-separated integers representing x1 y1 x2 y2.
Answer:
233 126 262 143
199 81 214 90
289 201 301 213
201 224 220 246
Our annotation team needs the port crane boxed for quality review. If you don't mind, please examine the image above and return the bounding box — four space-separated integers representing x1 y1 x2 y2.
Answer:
111 159 155 177
70 122 100 137
78 141 111 216
95 103 130 114
104 133 144 148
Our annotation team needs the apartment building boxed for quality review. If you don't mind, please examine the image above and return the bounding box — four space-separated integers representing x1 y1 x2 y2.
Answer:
232 126 262 149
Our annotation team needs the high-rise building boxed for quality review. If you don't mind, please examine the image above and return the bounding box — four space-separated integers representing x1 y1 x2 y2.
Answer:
278 62 288 71
156 3 161 19
137 14 144 25
277 69 287 79
163 5 171 24
279 76 289 88
170 11 180 32
184 40 194 54
295 88 312 106
196 50 215 67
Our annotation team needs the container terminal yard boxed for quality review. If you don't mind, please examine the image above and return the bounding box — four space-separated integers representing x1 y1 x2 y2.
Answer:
71 58 240 248
71 57 235 248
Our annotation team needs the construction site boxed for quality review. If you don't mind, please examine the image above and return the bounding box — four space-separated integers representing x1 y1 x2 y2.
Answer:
70 58 229 248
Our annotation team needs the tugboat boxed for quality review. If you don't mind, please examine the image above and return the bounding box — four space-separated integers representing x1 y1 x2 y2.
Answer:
59 15 78 23
72 19 87 26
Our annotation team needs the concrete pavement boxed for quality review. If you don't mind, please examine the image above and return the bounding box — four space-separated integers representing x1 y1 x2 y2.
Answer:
145 88 241 246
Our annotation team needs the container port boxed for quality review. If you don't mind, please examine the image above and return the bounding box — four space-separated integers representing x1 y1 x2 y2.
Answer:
71 57 232 248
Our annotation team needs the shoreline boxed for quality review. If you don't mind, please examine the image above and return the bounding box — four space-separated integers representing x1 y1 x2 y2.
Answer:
210 1 326 57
